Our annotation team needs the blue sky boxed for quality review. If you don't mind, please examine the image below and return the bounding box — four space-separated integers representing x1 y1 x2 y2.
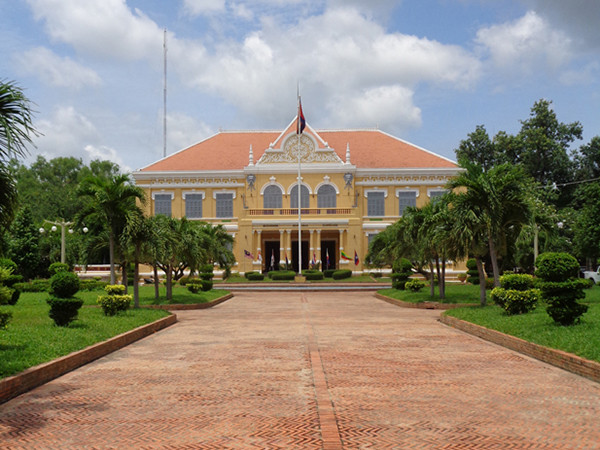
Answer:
1 0 599 172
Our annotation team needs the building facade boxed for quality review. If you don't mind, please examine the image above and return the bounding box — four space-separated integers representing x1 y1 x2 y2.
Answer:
133 117 460 274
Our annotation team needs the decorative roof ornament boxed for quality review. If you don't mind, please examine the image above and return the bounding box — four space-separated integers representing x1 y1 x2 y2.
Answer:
344 172 353 189
345 143 351 164
248 145 254 166
246 174 256 190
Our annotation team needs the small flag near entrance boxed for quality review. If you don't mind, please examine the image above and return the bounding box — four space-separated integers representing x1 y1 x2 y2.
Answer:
354 250 359 266
270 249 275 270
326 248 330 269
312 251 316 265
285 252 289 267
244 250 254 259
257 249 262 262
341 250 352 261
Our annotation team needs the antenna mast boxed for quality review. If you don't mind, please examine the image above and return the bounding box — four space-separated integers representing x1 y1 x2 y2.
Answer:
163 28 167 158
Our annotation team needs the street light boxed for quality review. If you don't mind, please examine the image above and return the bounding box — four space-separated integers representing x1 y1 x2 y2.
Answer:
39 219 88 264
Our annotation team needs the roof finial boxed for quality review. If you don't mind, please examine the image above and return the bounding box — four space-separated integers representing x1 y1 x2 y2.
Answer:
248 145 254 166
345 143 351 164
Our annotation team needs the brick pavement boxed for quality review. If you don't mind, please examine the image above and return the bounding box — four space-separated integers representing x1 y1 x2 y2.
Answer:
1 291 599 449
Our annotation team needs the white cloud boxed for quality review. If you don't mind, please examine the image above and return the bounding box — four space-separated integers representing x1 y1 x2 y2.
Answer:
559 62 599 86
476 11 572 73
15 47 102 90
166 112 214 152
182 0 226 16
84 145 130 172
26 0 164 61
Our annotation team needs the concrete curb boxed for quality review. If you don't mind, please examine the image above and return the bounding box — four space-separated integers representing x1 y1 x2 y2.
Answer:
439 314 600 384
375 292 478 310
0 313 177 405
143 293 234 310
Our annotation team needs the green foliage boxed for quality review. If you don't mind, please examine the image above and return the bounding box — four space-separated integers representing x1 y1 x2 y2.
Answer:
200 263 214 273
48 262 69 275
49 271 80 298
500 274 534 291
247 272 264 281
79 279 108 291
323 269 336 278
535 252 579 281
104 284 126 296
270 270 296 281
9 288 20 305
535 252 588 325
187 281 202 293
332 269 352 280
47 297 84 326
491 287 540 315
201 280 213 291
466 258 478 270
8 206 42 280
0 258 17 272
244 271 257 279
405 279 425 292
97 294 132 316
0 286 13 305
13 279 50 292
0 309 12 329
370 272 383 278
392 258 413 273
302 270 324 281
2 274 22 287
178 276 197 286
199 272 214 281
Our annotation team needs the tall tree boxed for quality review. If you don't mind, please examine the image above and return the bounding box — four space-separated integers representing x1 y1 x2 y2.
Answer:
447 163 533 286
8 206 41 280
77 174 145 284
455 125 501 171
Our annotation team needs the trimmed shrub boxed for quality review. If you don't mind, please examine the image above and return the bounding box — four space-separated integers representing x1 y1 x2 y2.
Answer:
200 264 214 274
48 262 69 275
247 272 264 281
0 309 12 329
405 279 425 292
187 281 202 293
14 279 50 292
201 280 213 291
392 258 413 274
244 271 257 279
534 252 579 282
332 269 352 280
491 287 540 315
466 258 480 285
391 258 413 289
323 269 336 278
500 274 534 291
535 252 588 325
485 277 495 290
49 271 80 298
79 279 108 291
270 270 296 281
0 258 17 273
105 284 126 296
370 272 383 278
47 297 83 326
0 286 13 305
199 272 214 281
178 276 197 286
303 271 324 281
97 294 132 316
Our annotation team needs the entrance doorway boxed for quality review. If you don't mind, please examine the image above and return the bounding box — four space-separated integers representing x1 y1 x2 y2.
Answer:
264 241 280 272
291 240 309 273
321 240 336 270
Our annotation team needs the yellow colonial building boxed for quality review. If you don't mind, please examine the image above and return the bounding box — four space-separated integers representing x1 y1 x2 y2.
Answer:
133 117 460 274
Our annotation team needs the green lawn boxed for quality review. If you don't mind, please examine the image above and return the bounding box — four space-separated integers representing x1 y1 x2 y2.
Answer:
445 285 600 363
378 283 481 304
217 274 389 283
0 285 230 379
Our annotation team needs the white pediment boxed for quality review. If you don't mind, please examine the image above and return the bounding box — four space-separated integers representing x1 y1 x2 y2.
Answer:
256 133 344 165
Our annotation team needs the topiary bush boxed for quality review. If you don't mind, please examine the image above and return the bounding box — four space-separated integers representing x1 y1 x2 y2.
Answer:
270 270 296 281
405 279 425 292
187 281 202 293
332 269 352 280
323 269 336 278
535 252 588 325
48 262 70 276
247 272 264 281
302 270 324 281
244 271 257 279
466 258 480 285
201 280 213 291
49 271 80 298
491 274 540 316
500 273 535 291
47 297 84 326
391 258 413 289
97 294 132 316
0 309 12 329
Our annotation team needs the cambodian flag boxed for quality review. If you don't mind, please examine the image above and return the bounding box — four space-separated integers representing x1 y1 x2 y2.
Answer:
297 97 306 135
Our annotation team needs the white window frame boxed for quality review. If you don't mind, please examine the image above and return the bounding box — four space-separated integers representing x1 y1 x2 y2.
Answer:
213 190 236 218
152 191 173 217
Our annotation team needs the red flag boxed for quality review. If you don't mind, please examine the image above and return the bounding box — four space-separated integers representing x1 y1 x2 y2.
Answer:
297 98 306 134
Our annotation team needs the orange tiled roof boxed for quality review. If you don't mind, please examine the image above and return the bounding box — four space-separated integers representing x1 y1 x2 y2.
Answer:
139 125 456 172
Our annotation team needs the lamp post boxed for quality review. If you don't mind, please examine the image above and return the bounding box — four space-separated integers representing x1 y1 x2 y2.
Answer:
39 219 88 264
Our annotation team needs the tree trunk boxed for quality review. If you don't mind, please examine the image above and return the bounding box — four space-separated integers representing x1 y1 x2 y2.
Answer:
440 260 446 300
133 244 140 309
109 232 116 285
166 263 173 301
476 256 487 306
488 235 501 287
153 265 160 300
121 263 128 294
429 262 435 298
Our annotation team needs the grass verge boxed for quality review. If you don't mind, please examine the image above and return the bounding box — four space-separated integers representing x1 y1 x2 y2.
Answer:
378 283 480 304
445 285 600 363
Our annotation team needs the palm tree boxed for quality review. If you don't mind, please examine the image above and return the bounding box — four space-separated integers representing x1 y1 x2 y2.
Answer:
198 223 235 269
447 163 533 287
77 174 145 284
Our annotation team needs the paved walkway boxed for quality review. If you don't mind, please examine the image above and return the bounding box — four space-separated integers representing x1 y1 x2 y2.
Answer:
1 292 599 449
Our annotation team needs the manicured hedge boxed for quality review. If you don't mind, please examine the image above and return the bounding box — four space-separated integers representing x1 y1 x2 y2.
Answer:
247 272 264 281
332 269 352 280
270 271 296 281
323 269 336 278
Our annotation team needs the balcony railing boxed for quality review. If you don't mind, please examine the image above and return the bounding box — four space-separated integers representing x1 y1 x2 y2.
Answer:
248 208 352 216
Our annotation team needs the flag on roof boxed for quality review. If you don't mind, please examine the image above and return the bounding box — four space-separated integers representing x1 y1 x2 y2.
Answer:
297 97 306 135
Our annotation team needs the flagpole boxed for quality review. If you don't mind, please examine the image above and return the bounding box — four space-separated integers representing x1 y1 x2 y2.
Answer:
297 90 302 276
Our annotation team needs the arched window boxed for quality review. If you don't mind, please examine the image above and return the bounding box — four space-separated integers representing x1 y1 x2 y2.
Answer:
263 185 283 209
290 184 310 208
317 184 337 208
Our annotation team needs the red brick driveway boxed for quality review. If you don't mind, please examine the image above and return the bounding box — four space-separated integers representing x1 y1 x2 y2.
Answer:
1 291 599 448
